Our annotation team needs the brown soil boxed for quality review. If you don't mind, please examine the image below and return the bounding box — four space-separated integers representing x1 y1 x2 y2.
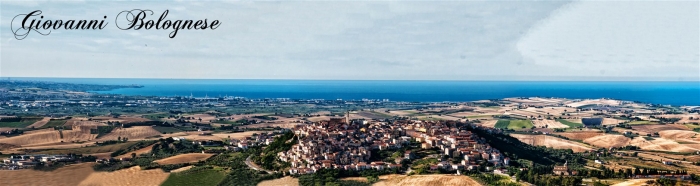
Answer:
0 163 95 186
169 165 194 173
0 127 96 146
116 144 154 158
78 165 169 186
0 143 20 150
631 124 689 135
610 179 654 186
26 117 51 128
583 134 631 148
98 126 161 141
658 130 699 141
154 153 214 165
532 119 569 129
479 120 498 128
373 174 482 186
511 134 592 152
555 131 604 141
629 137 699 152
258 176 300 186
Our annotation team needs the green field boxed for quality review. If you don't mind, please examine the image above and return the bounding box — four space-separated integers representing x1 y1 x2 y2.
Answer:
495 119 533 130
684 124 700 129
494 120 511 129
0 118 41 128
153 126 184 133
556 119 583 128
42 120 67 128
161 168 227 186
508 120 534 129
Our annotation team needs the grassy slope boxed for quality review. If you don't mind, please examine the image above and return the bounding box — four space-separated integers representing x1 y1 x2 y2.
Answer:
507 120 534 130
161 169 227 186
494 120 510 129
0 118 42 128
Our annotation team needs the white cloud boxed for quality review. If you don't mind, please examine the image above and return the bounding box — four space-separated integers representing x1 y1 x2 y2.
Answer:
1 1 697 80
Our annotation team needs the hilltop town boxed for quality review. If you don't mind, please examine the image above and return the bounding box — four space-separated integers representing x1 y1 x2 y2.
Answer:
1 80 699 186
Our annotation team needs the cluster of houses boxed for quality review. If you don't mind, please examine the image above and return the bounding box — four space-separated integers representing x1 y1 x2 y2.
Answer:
408 121 509 172
280 117 510 175
2 154 74 170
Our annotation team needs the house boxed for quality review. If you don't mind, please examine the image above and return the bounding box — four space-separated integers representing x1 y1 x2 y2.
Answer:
404 151 415 160
662 160 673 165
553 162 570 176
429 165 439 171
494 168 508 175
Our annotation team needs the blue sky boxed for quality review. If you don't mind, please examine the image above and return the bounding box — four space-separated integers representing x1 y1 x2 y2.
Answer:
1 0 698 81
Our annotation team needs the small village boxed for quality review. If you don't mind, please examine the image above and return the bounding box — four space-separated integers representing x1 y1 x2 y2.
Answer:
281 114 510 175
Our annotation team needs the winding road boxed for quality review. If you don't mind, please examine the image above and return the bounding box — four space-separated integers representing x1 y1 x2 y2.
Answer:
245 155 274 174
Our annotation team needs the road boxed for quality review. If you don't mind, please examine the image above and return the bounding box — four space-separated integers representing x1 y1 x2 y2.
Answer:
245 155 274 174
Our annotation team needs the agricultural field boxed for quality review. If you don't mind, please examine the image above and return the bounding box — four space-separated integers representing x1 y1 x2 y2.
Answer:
26 117 51 128
0 117 42 128
532 119 569 128
556 119 583 128
356 111 393 119
30 141 139 155
583 134 632 148
97 126 162 141
258 176 299 186
494 119 533 130
161 167 227 186
79 165 170 186
494 120 510 129
153 126 184 134
554 131 604 141
627 120 658 125
372 174 482 186
510 134 592 152
42 119 68 128
0 127 97 146
509 120 533 129
0 163 95 186
155 153 215 165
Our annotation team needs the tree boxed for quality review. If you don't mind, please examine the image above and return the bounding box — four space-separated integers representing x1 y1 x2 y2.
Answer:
366 175 379 184
131 153 136 159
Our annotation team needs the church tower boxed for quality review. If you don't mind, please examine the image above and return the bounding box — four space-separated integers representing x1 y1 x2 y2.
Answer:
345 111 350 124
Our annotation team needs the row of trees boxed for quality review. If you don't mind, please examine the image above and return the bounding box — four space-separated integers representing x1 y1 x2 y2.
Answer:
514 168 583 186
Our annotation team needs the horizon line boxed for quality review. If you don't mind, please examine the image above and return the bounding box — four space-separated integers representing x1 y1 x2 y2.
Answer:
2 76 699 82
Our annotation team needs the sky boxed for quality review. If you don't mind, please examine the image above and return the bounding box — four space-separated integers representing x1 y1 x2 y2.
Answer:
0 0 698 81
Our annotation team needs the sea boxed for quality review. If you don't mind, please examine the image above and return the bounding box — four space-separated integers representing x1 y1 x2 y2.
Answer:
7 78 700 106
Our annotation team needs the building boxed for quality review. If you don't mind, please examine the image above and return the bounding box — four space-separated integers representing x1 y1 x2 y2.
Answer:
553 162 570 176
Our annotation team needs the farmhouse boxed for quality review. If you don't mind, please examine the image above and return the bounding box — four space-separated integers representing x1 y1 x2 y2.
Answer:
553 162 571 176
